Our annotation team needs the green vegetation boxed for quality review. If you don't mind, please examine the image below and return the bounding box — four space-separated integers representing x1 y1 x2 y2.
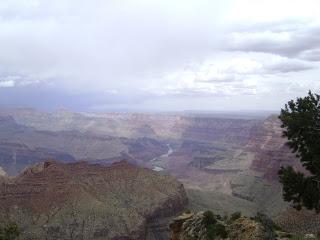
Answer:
229 211 241 222
203 210 217 226
203 211 227 239
0 222 20 240
207 223 228 239
278 91 320 212
184 209 191 214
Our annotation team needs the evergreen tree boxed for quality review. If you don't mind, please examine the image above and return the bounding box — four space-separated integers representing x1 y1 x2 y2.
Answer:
0 222 20 240
278 91 320 212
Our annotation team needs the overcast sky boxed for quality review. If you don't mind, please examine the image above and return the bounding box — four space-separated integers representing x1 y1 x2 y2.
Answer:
0 0 319 112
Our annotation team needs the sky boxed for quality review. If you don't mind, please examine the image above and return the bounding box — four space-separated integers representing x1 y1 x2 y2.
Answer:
0 0 319 112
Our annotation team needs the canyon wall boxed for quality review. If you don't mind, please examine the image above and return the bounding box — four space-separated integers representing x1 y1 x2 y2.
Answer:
0 160 188 240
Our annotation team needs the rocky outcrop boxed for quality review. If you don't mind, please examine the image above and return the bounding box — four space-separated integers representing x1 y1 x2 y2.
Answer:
169 211 292 240
0 160 188 240
228 217 270 240
275 208 320 235
170 212 210 240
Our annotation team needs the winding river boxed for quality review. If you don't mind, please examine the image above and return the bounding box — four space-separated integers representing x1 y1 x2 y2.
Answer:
151 143 173 171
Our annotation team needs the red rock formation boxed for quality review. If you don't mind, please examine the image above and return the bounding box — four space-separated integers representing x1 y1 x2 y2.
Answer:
0 160 188 240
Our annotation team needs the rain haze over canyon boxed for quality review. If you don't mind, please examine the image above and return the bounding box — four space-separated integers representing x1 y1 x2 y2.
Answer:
0 1 320 240
0 0 319 111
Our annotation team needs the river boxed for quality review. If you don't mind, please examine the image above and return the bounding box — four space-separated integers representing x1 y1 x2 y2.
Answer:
151 143 173 171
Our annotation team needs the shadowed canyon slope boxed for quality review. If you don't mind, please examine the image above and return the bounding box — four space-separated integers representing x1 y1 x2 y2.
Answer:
0 160 188 240
0 115 168 175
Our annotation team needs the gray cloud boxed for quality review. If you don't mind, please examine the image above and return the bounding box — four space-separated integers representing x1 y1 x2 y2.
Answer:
226 20 320 60
195 75 239 83
0 0 319 111
264 61 314 73
299 48 320 62
0 0 229 93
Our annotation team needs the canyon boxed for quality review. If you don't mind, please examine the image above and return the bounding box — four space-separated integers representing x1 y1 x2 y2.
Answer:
0 108 308 237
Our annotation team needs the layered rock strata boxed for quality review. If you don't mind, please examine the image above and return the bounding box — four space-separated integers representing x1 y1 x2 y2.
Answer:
0 160 188 240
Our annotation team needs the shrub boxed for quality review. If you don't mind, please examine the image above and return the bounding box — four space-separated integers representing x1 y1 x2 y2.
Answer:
0 222 20 240
184 209 191 214
202 211 228 239
214 223 228 239
207 224 216 239
207 223 228 239
203 211 216 227
230 212 242 222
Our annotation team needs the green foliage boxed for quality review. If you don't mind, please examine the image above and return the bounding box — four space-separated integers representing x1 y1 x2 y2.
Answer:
0 222 20 240
278 91 320 212
203 211 228 239
230 211 241 222
206 224 215 239
184 209 191 214
207 223 228 239
203 211 216 227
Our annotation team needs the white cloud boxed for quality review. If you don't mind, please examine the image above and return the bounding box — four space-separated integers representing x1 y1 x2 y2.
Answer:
226 0 320 23
0 80 15 87
0 0 319 111
143 52 315 97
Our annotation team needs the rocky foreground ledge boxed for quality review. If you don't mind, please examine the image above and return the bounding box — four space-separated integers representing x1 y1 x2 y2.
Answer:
169 211 308 240
0 160 188 240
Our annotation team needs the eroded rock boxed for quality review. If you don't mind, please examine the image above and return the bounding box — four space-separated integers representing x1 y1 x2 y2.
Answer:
0 160 188 240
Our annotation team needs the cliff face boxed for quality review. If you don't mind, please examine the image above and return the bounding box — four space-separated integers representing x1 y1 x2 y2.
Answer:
247 116 302 181
181 117 258 145
0 160 188 240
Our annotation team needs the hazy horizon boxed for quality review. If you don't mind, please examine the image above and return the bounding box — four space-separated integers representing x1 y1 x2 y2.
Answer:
0 106 279 121
0 0 319 111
